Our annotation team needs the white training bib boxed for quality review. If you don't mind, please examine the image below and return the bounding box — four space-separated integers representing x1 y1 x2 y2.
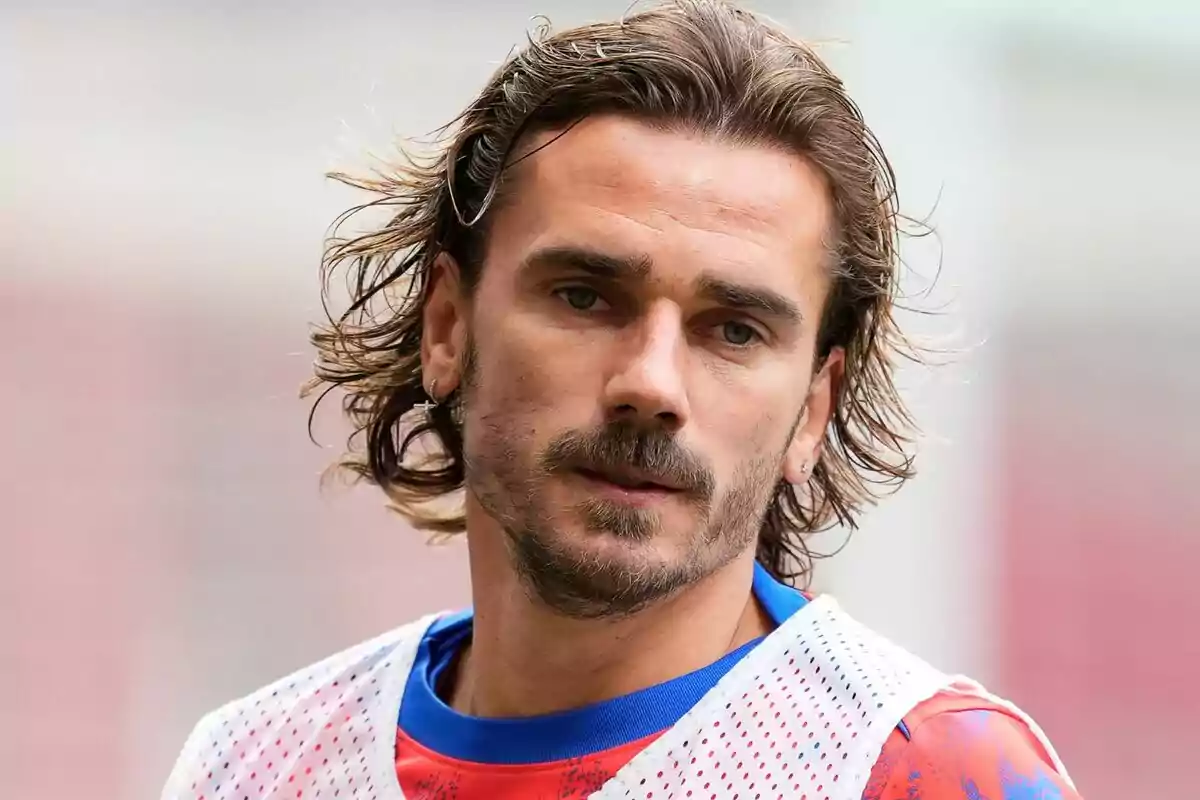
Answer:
162 597 1072 800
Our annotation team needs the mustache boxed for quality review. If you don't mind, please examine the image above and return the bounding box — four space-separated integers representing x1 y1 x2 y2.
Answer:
541 421 715 499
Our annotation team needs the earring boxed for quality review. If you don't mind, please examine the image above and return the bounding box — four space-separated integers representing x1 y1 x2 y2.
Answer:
797 458 814 483
415 378 438 415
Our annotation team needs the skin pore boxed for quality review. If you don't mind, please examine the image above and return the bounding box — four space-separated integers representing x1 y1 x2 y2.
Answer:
420 115 843 718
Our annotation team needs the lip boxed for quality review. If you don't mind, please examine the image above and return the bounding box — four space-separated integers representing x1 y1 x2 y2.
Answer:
573 468 681 506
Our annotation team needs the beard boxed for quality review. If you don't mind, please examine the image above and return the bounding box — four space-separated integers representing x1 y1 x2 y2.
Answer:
459 346 788 619
499 438 781 619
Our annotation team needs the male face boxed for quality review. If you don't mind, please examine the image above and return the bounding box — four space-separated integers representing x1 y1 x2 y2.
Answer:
424 115 840 618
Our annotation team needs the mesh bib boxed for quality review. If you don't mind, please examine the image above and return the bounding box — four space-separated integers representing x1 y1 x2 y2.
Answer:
163 598 1072 800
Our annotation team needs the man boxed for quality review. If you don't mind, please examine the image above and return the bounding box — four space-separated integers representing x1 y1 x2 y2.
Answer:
163 2 1081 798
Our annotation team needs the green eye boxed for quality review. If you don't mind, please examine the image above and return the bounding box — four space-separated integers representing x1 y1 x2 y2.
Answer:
720 321 759 346
557 286 602 311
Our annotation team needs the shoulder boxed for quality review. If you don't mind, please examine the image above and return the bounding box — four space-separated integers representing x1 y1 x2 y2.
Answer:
161 614 441 800
863 691 1083 799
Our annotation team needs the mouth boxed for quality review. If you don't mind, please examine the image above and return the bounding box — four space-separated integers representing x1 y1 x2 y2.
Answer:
574 466 683 499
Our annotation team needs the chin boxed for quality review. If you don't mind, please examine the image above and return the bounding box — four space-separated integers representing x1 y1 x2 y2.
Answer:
571 523 680 566
508 507 717 619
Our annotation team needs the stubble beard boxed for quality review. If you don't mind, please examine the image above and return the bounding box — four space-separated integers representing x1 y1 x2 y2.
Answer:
464 409 784 620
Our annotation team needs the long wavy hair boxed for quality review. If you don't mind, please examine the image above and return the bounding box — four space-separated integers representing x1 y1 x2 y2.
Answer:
306 0 923 587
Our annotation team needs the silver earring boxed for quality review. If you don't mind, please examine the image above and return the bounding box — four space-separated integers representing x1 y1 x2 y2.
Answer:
415 378 438 415
797 458 813 482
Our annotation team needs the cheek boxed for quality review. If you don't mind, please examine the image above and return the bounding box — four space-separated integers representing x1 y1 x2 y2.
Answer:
698 369 807 469
470 312 599 427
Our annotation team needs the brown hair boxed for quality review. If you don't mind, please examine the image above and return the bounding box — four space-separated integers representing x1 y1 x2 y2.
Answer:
307 0 921 586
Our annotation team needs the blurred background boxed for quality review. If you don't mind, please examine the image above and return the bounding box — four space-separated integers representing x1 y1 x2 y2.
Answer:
4 1 1198 798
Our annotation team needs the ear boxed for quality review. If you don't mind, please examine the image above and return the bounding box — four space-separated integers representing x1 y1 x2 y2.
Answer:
782 347 844 485
420 252 469 399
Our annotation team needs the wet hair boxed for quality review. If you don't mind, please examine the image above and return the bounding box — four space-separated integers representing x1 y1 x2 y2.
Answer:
307 0 922 586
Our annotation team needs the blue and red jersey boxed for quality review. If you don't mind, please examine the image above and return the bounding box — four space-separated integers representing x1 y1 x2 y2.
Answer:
395 565 1080 799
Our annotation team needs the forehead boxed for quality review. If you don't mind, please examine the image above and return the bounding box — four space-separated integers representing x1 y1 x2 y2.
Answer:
488 115 833 297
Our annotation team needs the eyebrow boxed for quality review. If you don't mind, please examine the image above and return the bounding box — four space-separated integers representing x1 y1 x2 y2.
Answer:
521 244 804 326
696 274 804 327
522 245 652 282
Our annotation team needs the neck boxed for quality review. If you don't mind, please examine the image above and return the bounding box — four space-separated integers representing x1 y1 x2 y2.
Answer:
448 507 773 719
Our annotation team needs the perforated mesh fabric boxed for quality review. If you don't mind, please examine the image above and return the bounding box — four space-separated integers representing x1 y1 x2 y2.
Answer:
163 598 1071 800
160 616 435 800
590 595 952 800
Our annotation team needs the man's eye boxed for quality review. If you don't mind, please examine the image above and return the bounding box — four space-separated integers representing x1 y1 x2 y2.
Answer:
719 320 760 346
555 286 607 311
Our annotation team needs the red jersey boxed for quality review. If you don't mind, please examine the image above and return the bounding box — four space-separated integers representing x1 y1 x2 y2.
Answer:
395 565 1080 799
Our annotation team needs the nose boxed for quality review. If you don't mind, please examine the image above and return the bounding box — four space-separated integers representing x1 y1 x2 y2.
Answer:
602 303 691 431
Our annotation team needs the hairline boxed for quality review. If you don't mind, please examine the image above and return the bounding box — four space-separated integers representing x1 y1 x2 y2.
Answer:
458 111 844 285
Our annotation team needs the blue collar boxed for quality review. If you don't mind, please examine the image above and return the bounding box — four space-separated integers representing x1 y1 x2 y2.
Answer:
397 561 809 764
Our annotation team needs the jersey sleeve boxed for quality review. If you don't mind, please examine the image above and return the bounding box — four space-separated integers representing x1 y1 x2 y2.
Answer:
861 707 1082 800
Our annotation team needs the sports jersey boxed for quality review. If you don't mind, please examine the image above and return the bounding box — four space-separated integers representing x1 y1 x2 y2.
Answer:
393 564 1081 799
163 563 1079 800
